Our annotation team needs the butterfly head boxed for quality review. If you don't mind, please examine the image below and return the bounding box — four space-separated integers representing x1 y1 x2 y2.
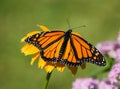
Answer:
68 29 72 33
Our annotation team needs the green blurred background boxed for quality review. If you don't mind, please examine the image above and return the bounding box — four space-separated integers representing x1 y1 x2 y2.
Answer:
0 0 120 89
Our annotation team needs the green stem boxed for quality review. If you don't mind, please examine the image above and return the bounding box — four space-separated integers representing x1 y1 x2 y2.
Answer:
42 71 52 89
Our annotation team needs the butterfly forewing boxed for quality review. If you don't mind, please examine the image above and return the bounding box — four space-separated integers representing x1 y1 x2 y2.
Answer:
71 33 106 66
38 31 65 48
71 34 92 59
42 37 64 59
25 31 64 49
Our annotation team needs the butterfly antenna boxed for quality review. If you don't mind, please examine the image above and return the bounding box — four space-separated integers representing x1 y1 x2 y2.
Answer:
66 18 87 30
71 25 87 30
66 18 71 29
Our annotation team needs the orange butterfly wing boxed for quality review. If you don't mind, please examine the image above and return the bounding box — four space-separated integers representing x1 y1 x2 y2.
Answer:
25 30 106 66
70 33 106 66
25 31 66 62
25 31 64 49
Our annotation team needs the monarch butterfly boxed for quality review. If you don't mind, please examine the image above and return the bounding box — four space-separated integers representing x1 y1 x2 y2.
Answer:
25 28 106 67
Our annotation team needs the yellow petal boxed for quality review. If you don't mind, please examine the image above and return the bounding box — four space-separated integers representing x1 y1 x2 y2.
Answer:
38 25 50 31
45 63 55 73
38 57 46 69
67 66 78 75
30 52 40 65
56 63 65 72
21 31 40 42
21 44 39 55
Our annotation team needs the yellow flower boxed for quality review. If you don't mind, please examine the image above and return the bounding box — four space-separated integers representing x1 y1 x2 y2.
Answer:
21 25 85 75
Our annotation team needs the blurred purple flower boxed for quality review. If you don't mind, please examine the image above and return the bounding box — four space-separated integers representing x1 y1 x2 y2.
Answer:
108 63 120 85
96 41 116 54
96 31 120 62
107 48 120 62
99 78 118 89
107 50 116 59
115 48 120 62
72 78 99 89
117 31 120 45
